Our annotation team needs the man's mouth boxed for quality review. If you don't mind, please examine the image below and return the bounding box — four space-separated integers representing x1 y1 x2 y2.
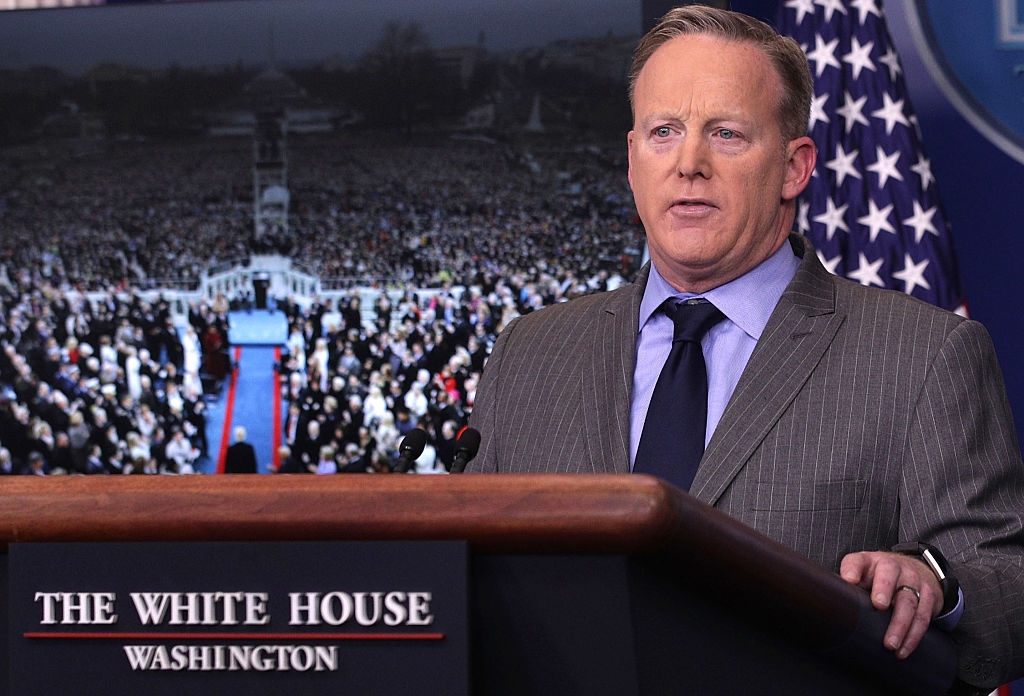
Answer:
670 198 715 211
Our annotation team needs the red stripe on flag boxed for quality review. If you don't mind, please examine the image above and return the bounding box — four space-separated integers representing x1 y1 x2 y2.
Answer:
215 346 243 474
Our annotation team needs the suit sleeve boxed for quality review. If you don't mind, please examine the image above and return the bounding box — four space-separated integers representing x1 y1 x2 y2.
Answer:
902 318 1024 688
466 317 521 473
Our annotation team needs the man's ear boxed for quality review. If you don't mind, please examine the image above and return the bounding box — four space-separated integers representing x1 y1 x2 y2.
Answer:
627 130 635 190
782 135 817 201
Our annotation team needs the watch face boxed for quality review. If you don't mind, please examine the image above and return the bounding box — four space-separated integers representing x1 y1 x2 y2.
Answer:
920 548 947 581
893 542 959 614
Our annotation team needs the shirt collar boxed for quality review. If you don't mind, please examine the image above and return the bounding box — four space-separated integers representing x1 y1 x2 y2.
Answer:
638 241 801 340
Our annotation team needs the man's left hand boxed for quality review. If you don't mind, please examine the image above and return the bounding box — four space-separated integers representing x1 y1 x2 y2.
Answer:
840 551 943 659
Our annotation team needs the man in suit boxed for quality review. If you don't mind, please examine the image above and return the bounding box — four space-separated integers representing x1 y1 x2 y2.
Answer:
224 426 258 474
467 6 1024 691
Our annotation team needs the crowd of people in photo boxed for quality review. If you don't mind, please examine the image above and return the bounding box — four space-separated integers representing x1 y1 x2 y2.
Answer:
282 135 641 288
0 131 641 475
271 291 483 475
0 267 234 476
0 133 640 290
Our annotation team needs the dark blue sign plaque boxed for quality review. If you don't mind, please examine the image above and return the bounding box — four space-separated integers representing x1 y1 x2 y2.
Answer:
8 541 468 696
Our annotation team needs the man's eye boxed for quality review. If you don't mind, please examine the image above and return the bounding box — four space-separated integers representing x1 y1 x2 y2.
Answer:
718 128 736 139
654 126 672 138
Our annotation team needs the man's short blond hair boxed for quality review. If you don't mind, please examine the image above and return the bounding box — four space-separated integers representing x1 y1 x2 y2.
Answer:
628 5 813 142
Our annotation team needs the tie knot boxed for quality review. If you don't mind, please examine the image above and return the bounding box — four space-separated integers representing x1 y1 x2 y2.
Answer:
664 300 725 343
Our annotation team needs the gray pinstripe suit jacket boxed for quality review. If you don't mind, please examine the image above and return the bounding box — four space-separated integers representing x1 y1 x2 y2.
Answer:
468 234 1024 688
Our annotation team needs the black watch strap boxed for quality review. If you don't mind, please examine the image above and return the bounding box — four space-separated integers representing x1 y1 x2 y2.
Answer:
891 541 960 615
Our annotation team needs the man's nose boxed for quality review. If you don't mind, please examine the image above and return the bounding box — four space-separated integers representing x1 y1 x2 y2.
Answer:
675 135 711 179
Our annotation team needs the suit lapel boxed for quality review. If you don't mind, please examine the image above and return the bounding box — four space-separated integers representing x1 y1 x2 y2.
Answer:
582 266 648 474
692 238 845 505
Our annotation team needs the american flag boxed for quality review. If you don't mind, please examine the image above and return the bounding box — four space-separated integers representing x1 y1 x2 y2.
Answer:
778 0 966 314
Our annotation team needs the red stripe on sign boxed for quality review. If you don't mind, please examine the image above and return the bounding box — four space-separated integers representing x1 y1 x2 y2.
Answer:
25 632 445 641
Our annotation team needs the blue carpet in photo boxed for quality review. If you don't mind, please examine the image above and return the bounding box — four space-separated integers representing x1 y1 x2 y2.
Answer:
228 309 289 346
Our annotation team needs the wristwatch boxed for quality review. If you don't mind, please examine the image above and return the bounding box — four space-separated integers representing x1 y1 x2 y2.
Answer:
891 541 960 615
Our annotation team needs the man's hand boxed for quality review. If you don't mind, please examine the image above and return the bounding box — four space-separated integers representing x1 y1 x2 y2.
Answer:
840 551 943 659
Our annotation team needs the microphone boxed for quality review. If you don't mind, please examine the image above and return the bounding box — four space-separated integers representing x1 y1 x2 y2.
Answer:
392 429 428 473
449 427 481 474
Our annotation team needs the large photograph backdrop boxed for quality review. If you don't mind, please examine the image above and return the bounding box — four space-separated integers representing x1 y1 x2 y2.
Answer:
0 0 650 481
2 3 1024 692
2 0 1022 453
0 0 643 292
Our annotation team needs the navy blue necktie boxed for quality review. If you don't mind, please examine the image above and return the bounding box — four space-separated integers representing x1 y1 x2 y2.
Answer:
634 299 725 491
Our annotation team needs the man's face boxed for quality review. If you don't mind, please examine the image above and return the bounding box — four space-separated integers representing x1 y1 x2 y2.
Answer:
628 34 814 293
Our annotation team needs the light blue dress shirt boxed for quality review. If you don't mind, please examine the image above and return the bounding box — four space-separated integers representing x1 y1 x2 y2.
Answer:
629 242 800 466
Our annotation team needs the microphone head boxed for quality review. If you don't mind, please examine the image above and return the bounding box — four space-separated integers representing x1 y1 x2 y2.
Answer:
455 427 481 457
399 429 428 459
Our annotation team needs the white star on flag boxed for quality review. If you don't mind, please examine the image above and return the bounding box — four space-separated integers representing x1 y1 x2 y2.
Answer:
814 0 848 23
836 91 870 134
812 198 850 240
902 200 939 243
848 253 885 287
878 46 902 81
825 143 862 185
866 145 903 189
843 37 876 79
892 254 932 296
797 200 811 233
817 250 843 275
809 93 830 130
849 0 883 24
871 92 910 134
806 34 842 77
856 199 896 242
910 155 935 191
785 0 817 25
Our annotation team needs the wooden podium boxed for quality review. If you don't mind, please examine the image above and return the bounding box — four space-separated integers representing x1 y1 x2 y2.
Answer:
0 474 957 695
